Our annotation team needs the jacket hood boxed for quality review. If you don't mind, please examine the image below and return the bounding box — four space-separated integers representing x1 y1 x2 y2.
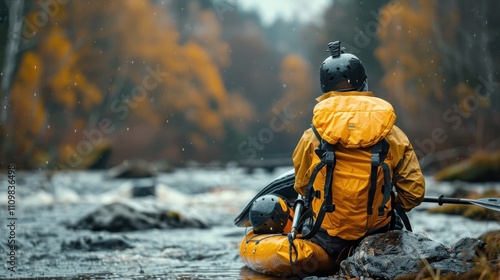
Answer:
312 94 396 148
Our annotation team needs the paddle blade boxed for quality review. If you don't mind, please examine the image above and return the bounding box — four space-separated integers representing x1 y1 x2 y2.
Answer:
468 197 500 212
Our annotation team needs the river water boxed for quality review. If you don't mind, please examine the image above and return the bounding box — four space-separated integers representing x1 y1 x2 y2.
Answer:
0 167 499 279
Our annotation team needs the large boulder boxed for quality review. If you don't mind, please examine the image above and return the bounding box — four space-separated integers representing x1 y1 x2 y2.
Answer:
69 201 208 232
339 230 485 280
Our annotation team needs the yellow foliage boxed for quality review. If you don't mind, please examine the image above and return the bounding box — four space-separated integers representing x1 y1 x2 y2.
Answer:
271 54 314 133
376 0 460 114
223 92 256 132
191 10 230 67
9 0 238 166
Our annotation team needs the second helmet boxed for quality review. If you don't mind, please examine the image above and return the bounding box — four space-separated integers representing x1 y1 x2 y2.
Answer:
249 194 292 234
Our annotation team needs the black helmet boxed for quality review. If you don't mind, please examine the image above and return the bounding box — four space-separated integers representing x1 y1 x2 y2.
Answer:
319 41 368 93
249 194 291 234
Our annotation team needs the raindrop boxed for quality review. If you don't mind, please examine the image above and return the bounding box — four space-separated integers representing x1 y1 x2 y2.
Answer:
47 125 51 129
282 83 287 88
45 161 48 164
127 127 129 131
34 92 37 96
182 148 185 151
74 129 77 133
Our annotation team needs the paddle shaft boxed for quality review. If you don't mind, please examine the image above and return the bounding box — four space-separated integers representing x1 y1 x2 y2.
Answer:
423 196 472 205
424 195 500 212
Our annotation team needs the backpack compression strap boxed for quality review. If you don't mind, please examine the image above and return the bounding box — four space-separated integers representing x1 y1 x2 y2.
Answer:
301 125 336 240
367 139 392 216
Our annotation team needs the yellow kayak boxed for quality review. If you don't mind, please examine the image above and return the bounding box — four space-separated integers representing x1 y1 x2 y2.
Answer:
239 230 333 277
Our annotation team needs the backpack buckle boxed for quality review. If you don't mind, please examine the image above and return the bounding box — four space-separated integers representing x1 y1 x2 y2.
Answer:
322 204 335 213
371 153 381 166
325 151 335 164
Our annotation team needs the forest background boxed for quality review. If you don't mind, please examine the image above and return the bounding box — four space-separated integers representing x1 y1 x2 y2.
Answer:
0 0 499 173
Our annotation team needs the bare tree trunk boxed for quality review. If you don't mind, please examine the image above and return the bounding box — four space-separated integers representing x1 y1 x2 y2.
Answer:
0 0 24 167
1 0 23 123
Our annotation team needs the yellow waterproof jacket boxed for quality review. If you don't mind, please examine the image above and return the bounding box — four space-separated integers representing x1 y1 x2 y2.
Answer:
293 91 425 240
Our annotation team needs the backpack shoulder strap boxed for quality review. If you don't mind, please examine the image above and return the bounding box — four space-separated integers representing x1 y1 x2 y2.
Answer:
301 125 336 240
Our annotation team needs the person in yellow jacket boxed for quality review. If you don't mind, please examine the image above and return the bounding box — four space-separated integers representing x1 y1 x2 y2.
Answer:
292 41 425 265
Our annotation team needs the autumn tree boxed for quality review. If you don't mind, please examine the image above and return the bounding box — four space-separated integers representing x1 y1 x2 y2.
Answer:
376 0 500 169
3 0 242 168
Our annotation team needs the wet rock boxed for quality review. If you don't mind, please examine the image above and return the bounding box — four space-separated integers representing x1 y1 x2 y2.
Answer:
304 276 373 280
450 237 485 262
130 178 157 197
339 231 484 280
69 201 208 232
106 159 157 179
87 142 113 170
62 235 134 251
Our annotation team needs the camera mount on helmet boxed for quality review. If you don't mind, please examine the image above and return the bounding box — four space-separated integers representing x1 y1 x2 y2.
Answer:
319 41 368 93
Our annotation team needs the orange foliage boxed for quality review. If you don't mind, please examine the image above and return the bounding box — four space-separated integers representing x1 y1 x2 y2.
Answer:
271 54 314 133
7 0 240 167
190 9 231 67
376 0 459 114
223 92 256 132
